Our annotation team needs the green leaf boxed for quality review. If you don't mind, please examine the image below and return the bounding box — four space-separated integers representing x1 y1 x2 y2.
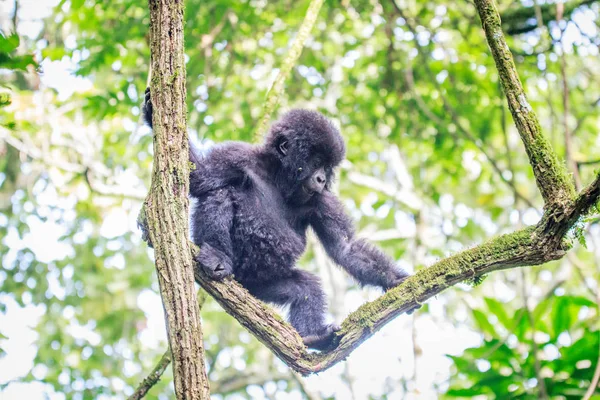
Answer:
484 297 512 329
472 309 497 336
0 32 19 53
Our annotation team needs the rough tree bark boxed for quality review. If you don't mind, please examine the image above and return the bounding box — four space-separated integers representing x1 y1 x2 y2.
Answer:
134 0 600 394
143 0 210 399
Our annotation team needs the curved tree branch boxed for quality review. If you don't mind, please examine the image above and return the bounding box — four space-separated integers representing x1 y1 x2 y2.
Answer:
191 205 591 375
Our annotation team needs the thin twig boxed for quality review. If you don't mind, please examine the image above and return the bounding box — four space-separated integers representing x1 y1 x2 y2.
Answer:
578 158 600 167
390 4 537 209
557 12 582 190
128 352 172 400
1 128 146 200
253 0 325 142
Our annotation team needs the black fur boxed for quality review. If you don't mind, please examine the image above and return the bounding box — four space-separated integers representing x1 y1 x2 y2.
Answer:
142 88 410 349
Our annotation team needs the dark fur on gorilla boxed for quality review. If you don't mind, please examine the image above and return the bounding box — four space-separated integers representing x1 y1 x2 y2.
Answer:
142 89 410 349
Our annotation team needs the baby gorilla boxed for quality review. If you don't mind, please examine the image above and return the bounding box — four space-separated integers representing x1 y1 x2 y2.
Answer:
143 89 410 349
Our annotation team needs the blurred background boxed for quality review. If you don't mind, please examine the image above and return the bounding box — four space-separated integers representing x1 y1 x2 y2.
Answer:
0 0 599 399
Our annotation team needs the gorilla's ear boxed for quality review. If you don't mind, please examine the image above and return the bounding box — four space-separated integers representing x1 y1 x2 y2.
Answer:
278 139 288 156
267 123 292 157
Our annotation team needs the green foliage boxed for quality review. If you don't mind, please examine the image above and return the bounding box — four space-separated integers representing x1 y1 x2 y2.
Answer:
447 294 599 399
0 32 35 72
465 274 488 287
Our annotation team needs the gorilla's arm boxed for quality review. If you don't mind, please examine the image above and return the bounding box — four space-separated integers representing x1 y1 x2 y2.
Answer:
311 192 409 290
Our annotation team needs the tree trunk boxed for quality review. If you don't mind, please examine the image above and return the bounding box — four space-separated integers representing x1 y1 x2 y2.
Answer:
145 0 210 399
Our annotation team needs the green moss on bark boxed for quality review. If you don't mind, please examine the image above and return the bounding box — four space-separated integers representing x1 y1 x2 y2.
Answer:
474 0 576 205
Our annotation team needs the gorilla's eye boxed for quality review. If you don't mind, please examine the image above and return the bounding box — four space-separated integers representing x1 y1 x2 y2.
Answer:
278 140 288 156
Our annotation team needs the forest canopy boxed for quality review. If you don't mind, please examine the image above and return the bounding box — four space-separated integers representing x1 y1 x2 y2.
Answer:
0 0 599 399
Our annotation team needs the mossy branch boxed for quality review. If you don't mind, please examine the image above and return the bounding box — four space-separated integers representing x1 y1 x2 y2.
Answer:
252 0 325 142
474 0 576 207
190 199 590 375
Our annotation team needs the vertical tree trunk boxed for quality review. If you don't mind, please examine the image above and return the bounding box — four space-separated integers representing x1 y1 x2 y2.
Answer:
145 1 210 399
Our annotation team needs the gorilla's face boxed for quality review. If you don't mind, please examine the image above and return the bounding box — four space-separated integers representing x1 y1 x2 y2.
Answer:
277 139 335 204
264 109 346 206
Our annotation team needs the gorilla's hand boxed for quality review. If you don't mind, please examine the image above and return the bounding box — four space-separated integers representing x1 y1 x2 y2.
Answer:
382 266 411 291
194 243 233 281
142 87 153 128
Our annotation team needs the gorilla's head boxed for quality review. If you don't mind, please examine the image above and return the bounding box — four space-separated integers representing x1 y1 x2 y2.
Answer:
264 109 346 205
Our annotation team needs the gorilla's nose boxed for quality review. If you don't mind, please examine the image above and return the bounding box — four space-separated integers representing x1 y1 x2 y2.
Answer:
310 169 326 193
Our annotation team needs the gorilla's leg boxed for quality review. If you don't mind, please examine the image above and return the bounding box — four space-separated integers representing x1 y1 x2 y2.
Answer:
247 270 339 350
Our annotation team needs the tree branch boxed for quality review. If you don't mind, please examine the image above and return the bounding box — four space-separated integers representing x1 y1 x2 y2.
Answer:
474 0 577 207
253 0 325 142
129 352 172 400
146 0 209 398
190 218 579 375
